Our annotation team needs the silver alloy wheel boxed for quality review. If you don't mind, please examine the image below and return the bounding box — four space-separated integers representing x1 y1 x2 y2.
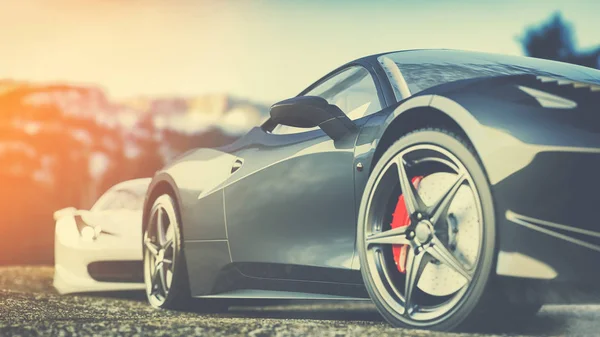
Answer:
363 144 483 324
144 195 176 307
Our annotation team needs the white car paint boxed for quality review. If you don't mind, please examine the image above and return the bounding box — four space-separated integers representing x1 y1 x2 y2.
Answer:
53 178 151 294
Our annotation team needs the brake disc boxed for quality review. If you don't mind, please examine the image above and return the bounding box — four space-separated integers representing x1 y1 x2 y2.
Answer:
415 172 480 297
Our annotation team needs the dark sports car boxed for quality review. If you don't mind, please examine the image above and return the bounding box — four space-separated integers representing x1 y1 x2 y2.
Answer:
141 49 600 331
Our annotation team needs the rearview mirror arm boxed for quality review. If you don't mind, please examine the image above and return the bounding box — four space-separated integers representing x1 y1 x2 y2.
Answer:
318 115 357 141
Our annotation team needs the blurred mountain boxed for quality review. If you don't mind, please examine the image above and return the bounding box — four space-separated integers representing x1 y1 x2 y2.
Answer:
1 80 269 134
0 80 269 264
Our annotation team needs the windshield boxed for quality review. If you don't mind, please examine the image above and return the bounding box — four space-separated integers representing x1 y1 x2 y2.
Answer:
91 186 147 212
379 50 600 101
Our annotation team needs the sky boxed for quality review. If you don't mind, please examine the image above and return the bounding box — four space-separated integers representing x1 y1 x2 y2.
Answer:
1 0 599 104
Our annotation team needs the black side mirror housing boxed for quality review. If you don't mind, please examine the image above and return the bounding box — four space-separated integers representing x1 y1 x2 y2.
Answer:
269 96 356 140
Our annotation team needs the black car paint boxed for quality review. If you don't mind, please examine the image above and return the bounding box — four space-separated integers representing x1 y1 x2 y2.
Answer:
404 75 600 285
144 50 600 300
440 76 600 284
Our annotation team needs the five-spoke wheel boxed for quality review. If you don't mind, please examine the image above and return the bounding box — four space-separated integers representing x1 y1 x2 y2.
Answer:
358 128 497 331
144 201 175 305
143 194 190 309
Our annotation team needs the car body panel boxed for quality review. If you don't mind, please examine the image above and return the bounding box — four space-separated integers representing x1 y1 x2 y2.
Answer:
224 126 358 270
159 148 239 240
155 120 375 295
143 49 600 303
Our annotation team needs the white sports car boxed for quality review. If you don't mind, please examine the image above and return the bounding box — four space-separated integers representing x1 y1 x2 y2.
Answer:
53 178 151 294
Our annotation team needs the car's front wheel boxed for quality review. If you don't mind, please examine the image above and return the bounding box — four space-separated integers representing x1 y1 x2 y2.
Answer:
143 194 190 309
357 128 498 331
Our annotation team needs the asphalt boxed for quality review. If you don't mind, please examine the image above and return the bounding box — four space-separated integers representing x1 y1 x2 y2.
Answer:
0 266 599 336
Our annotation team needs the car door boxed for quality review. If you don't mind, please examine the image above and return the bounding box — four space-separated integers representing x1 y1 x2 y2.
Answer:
223 65 385 276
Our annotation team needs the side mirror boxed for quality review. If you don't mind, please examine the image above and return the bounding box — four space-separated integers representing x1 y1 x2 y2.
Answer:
269 96 356 140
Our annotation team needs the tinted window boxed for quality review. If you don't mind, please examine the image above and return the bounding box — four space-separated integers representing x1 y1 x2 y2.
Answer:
379 50 600 101
273 66 381 135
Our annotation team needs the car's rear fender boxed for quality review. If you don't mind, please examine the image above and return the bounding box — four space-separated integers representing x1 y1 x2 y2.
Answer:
144 148 239 241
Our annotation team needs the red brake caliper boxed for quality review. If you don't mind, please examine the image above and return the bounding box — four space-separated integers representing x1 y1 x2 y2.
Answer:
391 176 423 273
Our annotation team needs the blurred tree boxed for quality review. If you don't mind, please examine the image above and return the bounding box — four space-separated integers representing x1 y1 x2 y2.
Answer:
0 85 121 263
0 82 265 265
520 12 600 69
132 114 164 179
163 127 237 159
97 113 165 195
0 103 92 264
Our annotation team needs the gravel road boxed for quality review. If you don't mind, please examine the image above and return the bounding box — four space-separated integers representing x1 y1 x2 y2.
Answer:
1 266 599 336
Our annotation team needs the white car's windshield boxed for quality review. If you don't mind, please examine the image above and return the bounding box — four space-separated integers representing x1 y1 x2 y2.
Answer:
91 188 145 212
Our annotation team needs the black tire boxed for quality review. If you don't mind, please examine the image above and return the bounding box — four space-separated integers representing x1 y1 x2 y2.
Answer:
143 194 192 309
143 194 230 312
357 128 499 331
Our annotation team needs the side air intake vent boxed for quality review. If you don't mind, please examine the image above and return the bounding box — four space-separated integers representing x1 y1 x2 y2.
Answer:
536 76 600 92
88 261 144 283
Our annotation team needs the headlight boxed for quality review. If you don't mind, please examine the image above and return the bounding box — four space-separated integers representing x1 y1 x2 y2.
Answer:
74 215 102 241
80 226 97 241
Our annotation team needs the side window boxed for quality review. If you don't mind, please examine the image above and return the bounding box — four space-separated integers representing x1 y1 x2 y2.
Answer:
273 66 381 135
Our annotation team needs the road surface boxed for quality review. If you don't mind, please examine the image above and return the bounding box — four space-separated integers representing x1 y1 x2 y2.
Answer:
0 266 598 336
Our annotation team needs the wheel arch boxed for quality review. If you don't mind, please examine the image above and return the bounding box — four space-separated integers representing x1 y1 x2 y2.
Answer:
363 94 513 279
142 174 182 233
371 95 482 174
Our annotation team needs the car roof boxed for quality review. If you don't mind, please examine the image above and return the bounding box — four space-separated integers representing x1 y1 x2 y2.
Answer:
357 49 600 82
350 48 446 64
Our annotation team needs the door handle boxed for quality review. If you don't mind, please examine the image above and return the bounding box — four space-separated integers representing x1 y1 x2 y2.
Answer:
231 159 243 174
